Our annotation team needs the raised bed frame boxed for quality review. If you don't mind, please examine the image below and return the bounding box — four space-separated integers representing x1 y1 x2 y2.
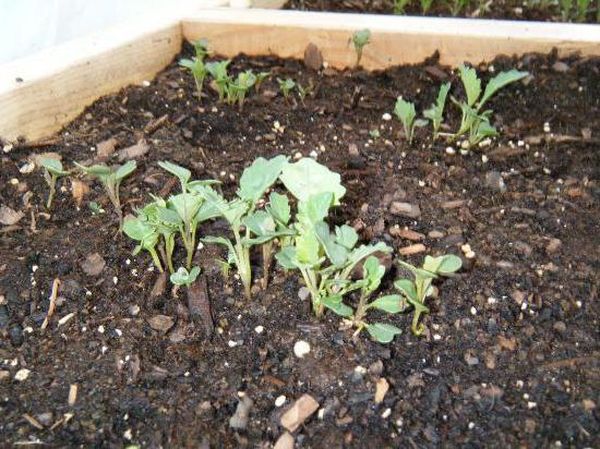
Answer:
1 7 599 143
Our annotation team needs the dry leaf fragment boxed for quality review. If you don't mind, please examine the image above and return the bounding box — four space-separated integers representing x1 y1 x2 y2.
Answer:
375 377 390 404
71 179 90 207
118 139 149 161
95 137 118 161
0 205 24 225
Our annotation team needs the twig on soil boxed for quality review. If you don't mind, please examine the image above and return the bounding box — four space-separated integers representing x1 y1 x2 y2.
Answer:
539 355 599 370
144 114 169 135
41 278 60 330
30 210 37 234
21 414 44 430
525 134 600 145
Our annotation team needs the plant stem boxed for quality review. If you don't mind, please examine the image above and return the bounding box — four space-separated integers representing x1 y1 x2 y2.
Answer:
46 176 57 209
261 241 273 289
149 248 164 273
353 292 369 325
165 235 175 273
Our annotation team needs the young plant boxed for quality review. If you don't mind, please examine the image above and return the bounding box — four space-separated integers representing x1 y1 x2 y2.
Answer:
179 57 208 98
449 0 470 16
394 97 427 145
39 158 69 209
229 70 257 110
206 60 232 102
393 0 411 14
75 161 136 227
199 155 291 299
297 82 313 105
423 82 451 140
395 254 462 335
192 38 209 60
349 256 406 343
254 71 270 93
170 266 201 287
452 64 529 146
277 78 296 100
420 0 435 13
351 29 371 67
276 158 391 319
123 214 164 272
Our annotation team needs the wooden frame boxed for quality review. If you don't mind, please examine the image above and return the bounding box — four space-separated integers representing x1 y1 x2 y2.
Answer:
1 7 599 143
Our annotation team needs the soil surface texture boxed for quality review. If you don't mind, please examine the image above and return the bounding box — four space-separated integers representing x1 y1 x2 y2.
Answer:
284 0 600 23
1 43 599 449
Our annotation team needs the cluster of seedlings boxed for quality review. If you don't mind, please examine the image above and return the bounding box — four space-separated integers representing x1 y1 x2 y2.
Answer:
120 156 461 343
391 0 599 21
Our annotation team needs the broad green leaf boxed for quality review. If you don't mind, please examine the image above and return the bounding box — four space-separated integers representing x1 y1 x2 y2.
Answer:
345 242 391 276
179 58 195 69
296 229 321 266
115 161 136 181
243 210 276 236
223 199 249 226
40 158 68 176
393 278 419 301
394 97 416 130
275 246 298 269
335 225 358 250
321 295 353 317
458 64 482 107
206 60 230 80
478 69 529 109
169 193 202 225
75 162 112 178
170 266 200 286
158 161 191 187
352 29 371 49
156 206 183 226
238 155 288 202
423 254 462 276
368 294 406 313
123 217 155 242
366 323 402 343
397 260 438 280
280 158 346 204
298 192 334 225
315 221 348 267
362 256 385 293
267 192 290 225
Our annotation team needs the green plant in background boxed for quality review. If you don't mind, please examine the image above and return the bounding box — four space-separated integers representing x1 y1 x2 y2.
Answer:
449 0 471 16
277 78 296 100
393 0 411 14
39 158 69 210
229 70 257 110
351 29 371 67
75 161 136 227
276 158 391 319
297 82 313 104
395 254 462 335
206 60 232 102
170 266 201 287
451 64 529 146
394 97 427 144
423 82 451 140
349 256 406 343
420 0 435 13
254 71 270 93
200 155 291 299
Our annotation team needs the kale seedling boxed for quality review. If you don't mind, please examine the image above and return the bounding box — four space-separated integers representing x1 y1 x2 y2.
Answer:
395 254 462 335
277 78 296 101
276 158 391 318
393 0 411 14
179 57 208 99
419 0 434 13
39 158 69 209
206 60 232 102
297 82 313 105
75 161 136 227
394 97 427 145
349 256 406 343
452 64 528 146
192 38 210 60
123 214 164 272
229 70 257 110
254 71 270 93
351 29 371 67
423 82 451 140
199 155 291 299
170 266 201 287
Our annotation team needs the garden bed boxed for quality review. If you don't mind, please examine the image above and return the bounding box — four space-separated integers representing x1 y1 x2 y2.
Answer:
1 34 599 448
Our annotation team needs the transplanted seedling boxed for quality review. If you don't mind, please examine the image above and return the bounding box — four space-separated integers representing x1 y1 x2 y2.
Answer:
277 78 296 101
394 97 428 145
423 82 451 140
297 82 313 105
351 29 371 67
75 160 136 227
179 57 208 99
393 0 411 14
206 60 232 102
254 71 270 93
192 38 210 60
123 214 164 272
199 155 292 299
452 64 529 146
276 158 391 319
170 266 201 287
39 157 69 209
229 70 257 110
395 254 462 335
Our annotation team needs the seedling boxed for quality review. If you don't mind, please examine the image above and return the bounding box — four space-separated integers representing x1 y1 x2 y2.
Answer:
395 254 462 335
393 0 411 14
170 266 201 287
349 256 406 343
394 97 427 145
254 71 270 93
277 78 296 100
200 155 291 299
351 29 371 67
192 38 209 60
423 82 451 140
39 158 69 209
179 57 208 98
75 161 136 227
276 158 391 318
419 0 434 13
297 82 313 105
206 60 232 102
229 70 257 110
452 64 528 146
123 215 164 272
449 0 470 16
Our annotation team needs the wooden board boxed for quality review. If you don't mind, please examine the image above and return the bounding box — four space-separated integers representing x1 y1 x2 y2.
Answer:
183 9 600 70
0 16 182 143
1 7 599 143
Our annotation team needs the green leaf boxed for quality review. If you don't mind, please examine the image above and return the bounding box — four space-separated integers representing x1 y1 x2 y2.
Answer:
458 64 482 107
168 193 203 225
75 162 112 178
275 246 299 269
40 158 69 176
315 221 348 267
352 29 371 49
243 210 276 236
424 82 451 125
393 278 418 301
368 294 406 313
267 192 290 225
296 228 321 266
394 97 416 135
123 216 155 242
158 161 191 188
280 158 346 204
335 225 358 250
322 295 353 317
422 254 462 276
345 242 391 276
361 256 385 294
298 192 334 225
170 266 200 286
478 69 529 109
366 323 402 343
115 161 136 181
397 260 438 280
238 155 288 202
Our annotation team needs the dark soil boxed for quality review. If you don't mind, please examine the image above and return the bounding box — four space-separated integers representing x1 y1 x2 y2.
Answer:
1 43 599 449
284 0 600 23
